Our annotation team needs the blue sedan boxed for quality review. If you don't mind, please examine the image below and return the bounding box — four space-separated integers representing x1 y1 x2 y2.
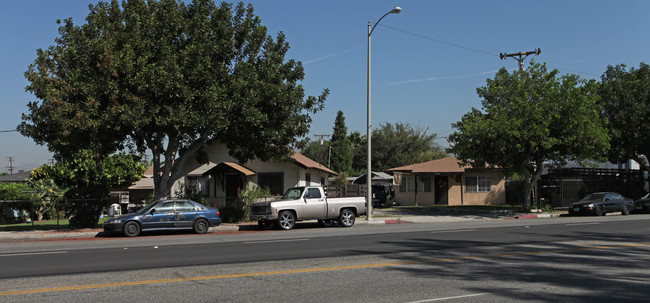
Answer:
103 199 222 237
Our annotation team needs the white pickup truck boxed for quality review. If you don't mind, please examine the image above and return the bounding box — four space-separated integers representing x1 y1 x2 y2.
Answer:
250 186 367 230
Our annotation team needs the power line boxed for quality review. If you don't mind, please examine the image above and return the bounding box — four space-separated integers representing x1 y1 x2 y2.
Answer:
379 24 499 57
379 25 599 78
0 130 18 133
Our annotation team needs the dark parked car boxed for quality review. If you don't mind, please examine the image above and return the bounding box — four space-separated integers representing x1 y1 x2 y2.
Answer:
103 199 222 237
568 192 634 216
633 193 650 213
372 185 391 208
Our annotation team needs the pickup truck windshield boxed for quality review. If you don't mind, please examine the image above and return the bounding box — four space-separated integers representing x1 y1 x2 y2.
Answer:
283 188 304 200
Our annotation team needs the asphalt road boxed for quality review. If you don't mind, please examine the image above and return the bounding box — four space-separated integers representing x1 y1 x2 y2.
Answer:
1 215 650 302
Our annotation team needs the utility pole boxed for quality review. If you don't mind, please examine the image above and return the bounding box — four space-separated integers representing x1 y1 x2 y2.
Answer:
313 134 330 165
500 48 541 71
6 157 14 174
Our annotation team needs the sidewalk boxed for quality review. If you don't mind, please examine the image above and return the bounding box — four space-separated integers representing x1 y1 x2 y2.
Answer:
0 208 565 242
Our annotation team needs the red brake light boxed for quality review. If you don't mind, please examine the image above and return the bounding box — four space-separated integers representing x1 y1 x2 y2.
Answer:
216 211 220 216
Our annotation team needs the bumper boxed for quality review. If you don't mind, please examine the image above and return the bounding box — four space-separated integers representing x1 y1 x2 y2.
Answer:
250 213 278 221
103 222 125 233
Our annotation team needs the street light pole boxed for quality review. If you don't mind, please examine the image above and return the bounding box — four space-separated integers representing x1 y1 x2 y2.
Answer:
367 7 401 220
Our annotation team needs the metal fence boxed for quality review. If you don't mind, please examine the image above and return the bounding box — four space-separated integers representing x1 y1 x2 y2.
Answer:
538 168 646 208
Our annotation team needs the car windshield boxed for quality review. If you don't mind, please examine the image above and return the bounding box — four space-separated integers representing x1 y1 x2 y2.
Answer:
582 193 606 201
282 188 304 200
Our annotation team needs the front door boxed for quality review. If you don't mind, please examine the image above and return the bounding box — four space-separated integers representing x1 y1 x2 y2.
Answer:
225 174 241 206
142 201 176 229
302 187 327 219
435 176 449 205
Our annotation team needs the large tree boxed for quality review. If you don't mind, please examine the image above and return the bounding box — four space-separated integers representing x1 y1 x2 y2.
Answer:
599 63 650 172
330 111 352 173
371 122 447 171
20 0 328 200
448 62 609 210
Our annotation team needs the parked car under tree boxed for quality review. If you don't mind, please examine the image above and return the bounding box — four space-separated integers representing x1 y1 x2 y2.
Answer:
568 192 634 216
103 199 222 237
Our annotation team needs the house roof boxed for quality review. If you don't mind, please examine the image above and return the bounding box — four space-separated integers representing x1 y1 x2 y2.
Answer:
128 176 154 190
386 156 470 174
0 171 31 182
202 162 256 176
352 172 393 184
292 152 337 175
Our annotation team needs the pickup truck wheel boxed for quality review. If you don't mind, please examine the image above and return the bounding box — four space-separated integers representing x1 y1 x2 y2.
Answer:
339 209 355 227
277 211 296 230
318 219 335 227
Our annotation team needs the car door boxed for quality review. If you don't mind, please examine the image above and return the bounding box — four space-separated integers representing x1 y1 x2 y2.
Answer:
142 201 176 229
603 193 618 212
302 188 327 219
174 201 199 228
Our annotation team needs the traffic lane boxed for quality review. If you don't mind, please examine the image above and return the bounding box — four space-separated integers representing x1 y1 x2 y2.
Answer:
1 218 649 279
1 214 648 255
2 240 650 302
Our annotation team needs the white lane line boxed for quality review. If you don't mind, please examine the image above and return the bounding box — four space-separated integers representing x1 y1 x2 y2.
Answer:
0 251 68 257
404 293 489 302
566 222 601 226
244 239 310 244
430 229 476 234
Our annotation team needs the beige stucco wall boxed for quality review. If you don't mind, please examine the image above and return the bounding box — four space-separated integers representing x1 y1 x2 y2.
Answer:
395 171 505 206
171 143 330 207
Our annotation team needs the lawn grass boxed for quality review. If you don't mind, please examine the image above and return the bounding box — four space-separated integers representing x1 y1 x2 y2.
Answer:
0 217 108 232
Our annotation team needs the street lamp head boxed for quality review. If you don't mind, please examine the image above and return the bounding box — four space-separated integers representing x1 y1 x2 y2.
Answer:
390 6 402 14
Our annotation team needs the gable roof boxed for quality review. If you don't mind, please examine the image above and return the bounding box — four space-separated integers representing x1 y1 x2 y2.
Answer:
0 171 31 182
292 152 337 175
386 156 472 174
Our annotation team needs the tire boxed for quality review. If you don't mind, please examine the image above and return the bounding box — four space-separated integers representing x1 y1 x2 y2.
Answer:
193 219 209 234
595 206 605 216
339 209 356 227
318 219 335 227
277 211 296 230
622 205 630 216
123 221 141 237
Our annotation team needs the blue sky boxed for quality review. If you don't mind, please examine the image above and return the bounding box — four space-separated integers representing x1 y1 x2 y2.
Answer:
1 0 649 173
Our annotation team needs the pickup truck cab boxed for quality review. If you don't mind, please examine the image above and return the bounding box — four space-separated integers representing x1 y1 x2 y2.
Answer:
250 186 367 230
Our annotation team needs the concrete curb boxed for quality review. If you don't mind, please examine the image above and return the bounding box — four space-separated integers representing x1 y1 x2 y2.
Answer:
0 213 564 242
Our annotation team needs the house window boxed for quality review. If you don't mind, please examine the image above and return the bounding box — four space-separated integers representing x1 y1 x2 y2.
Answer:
465 176 491 193
187 176 209 197
321 177 325 185
305 173 311 186
399 175 432 192
258 173 284 195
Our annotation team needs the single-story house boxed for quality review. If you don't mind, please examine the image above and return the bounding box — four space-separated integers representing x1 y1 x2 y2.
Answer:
130 143 337 208
386 156 505 206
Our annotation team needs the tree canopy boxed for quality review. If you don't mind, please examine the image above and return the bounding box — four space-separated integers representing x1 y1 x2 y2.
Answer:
371 122 447 171
448 62 609 210
599 62 650 171
20 0 328 200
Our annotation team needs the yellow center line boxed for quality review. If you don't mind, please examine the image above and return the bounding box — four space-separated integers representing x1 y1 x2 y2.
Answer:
2 242 649 296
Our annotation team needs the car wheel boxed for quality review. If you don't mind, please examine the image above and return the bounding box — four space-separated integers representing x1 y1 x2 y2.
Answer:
277 211 296 230
339 209 356 227
123 221 141 237
595 206 605 216
622 205 630 216
193 219 209 234
318 219 335 227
